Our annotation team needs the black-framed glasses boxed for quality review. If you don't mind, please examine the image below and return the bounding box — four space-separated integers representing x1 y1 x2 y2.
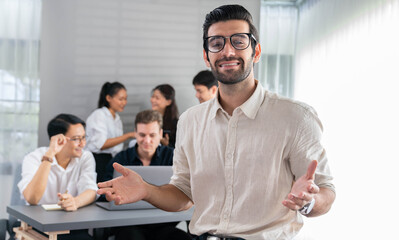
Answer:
69 135 87 144
204 33 257 53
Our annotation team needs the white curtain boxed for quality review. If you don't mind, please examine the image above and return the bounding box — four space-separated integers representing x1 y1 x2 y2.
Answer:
0 0 41 219
258 2 298 97
295 0 399 239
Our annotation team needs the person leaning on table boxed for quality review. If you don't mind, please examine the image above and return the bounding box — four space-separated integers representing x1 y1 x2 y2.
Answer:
18 113 97 240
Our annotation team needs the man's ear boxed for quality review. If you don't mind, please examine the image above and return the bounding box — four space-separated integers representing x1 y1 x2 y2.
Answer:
203 49 210 67
210 85 218 95
253 43 261 63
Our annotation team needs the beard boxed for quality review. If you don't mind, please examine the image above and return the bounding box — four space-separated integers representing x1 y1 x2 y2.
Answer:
210 56 253 85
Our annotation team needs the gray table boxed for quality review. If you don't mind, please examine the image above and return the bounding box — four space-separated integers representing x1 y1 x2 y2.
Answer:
7 204 193 240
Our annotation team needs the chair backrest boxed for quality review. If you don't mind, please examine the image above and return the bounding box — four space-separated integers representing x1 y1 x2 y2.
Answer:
10 163 25 206
7 163 24 239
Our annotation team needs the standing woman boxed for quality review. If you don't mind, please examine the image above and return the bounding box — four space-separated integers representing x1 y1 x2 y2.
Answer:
86 82 135 182
150 84 179 148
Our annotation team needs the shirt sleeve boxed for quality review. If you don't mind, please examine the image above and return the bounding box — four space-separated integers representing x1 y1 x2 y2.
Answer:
86 110 108 152
17 149 43 199
169 112 193 200
289 108 335 192
77 151 98 195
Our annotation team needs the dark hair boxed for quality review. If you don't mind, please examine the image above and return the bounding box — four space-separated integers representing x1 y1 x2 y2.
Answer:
98 82 126 108
192 70 218 88
135 110 163 130
47 114 86 139
203 5 258 57
152 84 179 130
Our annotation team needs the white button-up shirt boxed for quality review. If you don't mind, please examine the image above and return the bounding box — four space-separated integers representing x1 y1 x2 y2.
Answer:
85 107 123 157
170 81 334 239
18 147 98 205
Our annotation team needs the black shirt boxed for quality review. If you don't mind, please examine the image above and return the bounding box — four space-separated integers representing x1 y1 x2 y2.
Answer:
103 144 174 182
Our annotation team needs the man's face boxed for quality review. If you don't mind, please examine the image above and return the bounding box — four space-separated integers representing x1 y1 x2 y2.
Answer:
194 84 217 103
203 20 260 85
62 123 86 158
136 121 162 157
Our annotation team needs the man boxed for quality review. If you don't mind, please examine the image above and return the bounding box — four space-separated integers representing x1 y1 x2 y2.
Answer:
192 70 218 103
103 109 173 182
18 114 97 240
98 5 335 240
103 109 191 240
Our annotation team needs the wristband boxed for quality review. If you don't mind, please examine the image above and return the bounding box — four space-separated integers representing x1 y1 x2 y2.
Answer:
299 198 315 215
41 155 54 163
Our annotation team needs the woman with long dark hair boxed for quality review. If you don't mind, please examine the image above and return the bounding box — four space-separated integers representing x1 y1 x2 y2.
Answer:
86 82 135 182
150 84 179 148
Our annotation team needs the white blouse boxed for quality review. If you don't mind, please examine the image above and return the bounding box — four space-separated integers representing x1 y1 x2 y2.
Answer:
85 107 123 157
18 147 98 205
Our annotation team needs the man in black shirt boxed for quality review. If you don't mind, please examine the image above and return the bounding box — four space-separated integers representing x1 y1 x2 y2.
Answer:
102 110 190 240
104 110 174 182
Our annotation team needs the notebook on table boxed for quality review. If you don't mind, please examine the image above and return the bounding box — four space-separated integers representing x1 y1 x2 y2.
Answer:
96 166 173 210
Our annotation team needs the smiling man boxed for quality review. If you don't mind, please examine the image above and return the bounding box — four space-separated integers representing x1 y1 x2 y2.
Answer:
103 110 173 181
18 114 97 240
192 70 218 103
98 5 335 240
102 110 191 240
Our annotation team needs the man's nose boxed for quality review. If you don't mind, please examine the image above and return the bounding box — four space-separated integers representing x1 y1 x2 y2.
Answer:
220 39 236 56
144 136 151 143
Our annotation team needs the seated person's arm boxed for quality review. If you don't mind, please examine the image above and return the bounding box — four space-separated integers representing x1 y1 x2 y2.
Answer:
101 132 135 150
98 163 193 212
23 134 67 205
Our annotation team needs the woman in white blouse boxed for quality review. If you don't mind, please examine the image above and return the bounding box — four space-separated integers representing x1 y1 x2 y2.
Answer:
85 82 135 182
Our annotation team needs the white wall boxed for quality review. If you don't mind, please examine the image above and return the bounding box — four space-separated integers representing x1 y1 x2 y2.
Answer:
294 0 399 239
38 0 260 146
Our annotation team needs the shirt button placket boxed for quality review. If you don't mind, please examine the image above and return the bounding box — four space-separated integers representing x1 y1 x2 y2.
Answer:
220 115 238 231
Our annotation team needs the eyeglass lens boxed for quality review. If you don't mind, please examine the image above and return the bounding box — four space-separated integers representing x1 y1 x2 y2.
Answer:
70 136 87 143
207 33 251 53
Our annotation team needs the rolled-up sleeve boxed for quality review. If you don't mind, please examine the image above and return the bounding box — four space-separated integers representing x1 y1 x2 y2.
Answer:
289 108 335 192
77 151 98 194
18 150 43 199
169 112 193 200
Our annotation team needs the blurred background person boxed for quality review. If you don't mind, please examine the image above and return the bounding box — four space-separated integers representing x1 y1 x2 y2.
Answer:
192 70 218 103
86 82 135 182
150 84 179 148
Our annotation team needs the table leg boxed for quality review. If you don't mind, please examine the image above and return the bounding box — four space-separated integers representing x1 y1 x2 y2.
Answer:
13 221 69 240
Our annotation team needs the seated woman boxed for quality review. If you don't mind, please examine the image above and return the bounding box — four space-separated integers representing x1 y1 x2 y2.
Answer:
150 84 179 148
18 114 97 240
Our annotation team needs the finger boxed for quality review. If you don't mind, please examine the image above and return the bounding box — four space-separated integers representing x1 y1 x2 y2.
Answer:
306 160 318 180
164 134 169 140
114 196 123 205
98 180 113 188
282 199 301 211
308 183 320 194
97 187 113 195
288 193 306 206
113 162 131 177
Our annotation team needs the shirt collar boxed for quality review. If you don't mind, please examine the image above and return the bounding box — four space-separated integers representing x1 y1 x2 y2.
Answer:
133 144 162 165
239 80 264 119
209 80 264 120
102 106 120 121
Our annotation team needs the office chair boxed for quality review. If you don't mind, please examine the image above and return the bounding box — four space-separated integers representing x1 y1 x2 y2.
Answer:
0 163 25 240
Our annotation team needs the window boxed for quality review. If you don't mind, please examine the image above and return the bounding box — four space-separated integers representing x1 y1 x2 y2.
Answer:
0 0 41 218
